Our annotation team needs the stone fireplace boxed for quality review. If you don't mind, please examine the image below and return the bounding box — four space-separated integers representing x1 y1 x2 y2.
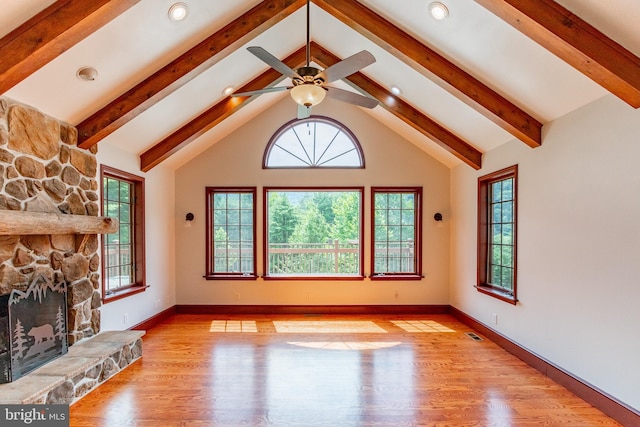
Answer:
0 96 101 345
0 97 143 404
0 96 145 399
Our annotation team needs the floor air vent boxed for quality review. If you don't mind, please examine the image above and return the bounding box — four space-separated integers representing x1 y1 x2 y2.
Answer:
465 332 483 341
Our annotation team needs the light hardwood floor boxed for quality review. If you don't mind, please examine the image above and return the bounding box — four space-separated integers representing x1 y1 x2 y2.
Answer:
70 314 621 426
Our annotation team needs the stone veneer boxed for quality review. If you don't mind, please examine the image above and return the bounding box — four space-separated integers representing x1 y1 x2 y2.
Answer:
0 96 101 345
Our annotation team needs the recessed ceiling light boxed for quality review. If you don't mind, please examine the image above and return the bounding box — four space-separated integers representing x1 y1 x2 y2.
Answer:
390 85 402 96
222 86 234 96
76 66 98 82
168 2 188 21
429 2 449 20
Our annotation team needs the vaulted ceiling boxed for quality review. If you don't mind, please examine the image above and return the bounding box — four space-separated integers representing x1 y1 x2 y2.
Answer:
2 0 640 170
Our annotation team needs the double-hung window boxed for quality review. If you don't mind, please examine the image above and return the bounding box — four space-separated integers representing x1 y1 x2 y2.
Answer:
477 165 518 304
371 188 422 279
206 187 257 279
101 166 146 302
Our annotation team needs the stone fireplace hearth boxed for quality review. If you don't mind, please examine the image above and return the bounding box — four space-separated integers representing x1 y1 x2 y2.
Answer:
0 330 144 404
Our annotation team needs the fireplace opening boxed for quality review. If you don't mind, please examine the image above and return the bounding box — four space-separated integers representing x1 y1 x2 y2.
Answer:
0 273 68 383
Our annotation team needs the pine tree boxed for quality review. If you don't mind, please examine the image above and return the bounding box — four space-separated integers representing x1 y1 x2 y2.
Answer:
268 193 299 243
55 306 65 341
12 319 29 359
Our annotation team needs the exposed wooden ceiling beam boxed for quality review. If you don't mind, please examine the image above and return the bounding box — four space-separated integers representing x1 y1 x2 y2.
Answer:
141 43 482 171
77 0 306 149
310 43 482 170
474 0 640 108
139 47 308 172
0 0 140 95
312 0 542 148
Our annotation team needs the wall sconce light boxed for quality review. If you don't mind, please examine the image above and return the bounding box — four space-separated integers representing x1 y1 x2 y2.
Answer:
434 212 443 221
185 212 194 228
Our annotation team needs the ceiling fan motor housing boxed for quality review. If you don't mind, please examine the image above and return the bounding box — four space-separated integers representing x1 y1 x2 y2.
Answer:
293 66 325 86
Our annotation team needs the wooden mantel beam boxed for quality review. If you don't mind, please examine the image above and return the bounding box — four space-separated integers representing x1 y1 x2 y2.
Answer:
0 0 140 95
0 210 118 235
139 46 308 172
312 0 542 148
473 0 640 108
77 0 306 149
310 43 482 170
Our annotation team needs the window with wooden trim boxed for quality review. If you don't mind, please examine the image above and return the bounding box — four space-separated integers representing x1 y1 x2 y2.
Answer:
263 116 364 168
477 165 518 304
205 187 257 280
264 188 364 279
101 166 146 302
371 188 422 279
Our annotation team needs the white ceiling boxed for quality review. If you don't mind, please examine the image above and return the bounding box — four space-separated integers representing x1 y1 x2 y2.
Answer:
3 0 639 170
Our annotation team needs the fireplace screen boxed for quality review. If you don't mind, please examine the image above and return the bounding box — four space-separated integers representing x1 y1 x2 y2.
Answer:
0 274 68 383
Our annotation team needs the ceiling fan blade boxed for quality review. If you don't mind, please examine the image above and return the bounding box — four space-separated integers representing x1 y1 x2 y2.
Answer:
322 50 376 83
297 104 311 119
326 87 378 109
231 86 290 97
247 46 300 79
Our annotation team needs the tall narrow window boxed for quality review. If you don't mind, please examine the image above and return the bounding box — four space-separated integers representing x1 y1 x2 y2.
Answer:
264 188 364 279
478 165 517 304
101 166 146 302
372 188 422 279
206 188 257 279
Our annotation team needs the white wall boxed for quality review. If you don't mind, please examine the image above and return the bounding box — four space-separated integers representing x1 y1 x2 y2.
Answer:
97 144 176 331
450 94 640 411
175 97 451 306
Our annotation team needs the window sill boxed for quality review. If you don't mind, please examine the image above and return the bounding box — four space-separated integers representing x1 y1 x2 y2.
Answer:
475 285 517 305
204 274 258 281
370 274 423 281
263 274 365 281
103 285 148 304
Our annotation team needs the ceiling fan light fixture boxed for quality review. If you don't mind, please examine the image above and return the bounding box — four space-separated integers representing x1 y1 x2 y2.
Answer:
290 84 326 107
168 3 188 21
222 86 234 96
429 2 449 20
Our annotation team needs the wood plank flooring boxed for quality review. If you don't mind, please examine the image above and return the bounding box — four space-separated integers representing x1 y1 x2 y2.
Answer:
69 314 621 426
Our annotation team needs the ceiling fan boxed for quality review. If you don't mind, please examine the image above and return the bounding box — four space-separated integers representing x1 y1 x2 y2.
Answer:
232 0 378 119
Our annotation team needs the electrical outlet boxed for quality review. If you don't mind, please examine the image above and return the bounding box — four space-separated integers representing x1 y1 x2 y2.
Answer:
234 292 240 301
395 290 399 299
154 299 161 309
307 292 311 301
123 313 129 325
492 313 498 325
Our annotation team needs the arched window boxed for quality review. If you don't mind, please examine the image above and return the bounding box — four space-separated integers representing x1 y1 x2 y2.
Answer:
264 116 364 168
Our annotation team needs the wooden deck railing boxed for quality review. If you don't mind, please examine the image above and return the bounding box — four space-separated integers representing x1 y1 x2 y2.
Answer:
211 240 416 275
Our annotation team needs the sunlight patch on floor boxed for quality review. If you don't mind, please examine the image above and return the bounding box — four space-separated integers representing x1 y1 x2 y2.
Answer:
287 341 402 350
391 320 456 333
273 321 387 334
209 320 258 332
